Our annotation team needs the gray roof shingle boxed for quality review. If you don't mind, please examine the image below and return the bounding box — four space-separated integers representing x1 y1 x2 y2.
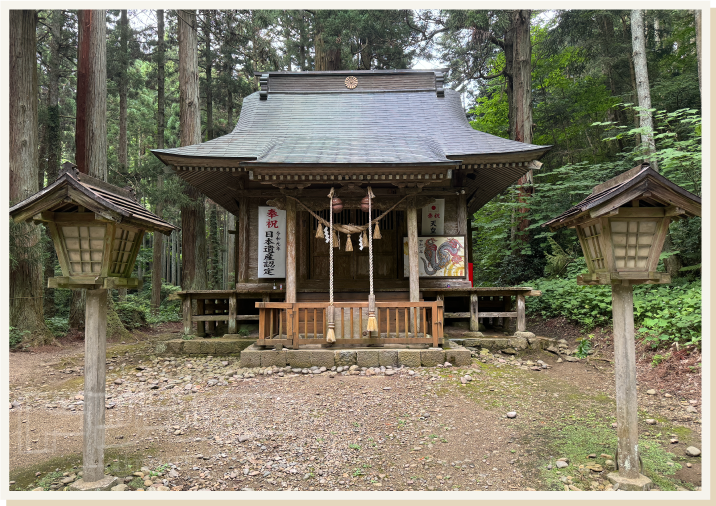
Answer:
152 74 549 166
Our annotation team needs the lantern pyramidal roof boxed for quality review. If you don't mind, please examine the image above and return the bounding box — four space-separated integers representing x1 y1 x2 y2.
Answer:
9 162 176 235
543 163 701 231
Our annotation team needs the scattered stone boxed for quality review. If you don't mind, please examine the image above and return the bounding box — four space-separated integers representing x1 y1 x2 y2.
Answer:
555 461 569 469
685 406 698 413
685 447 701 457
111 484 128 491
611 423 618 428
645 419 657 425
443 362 452 367
501 348 517 355
238 435 250 442
670 438 679 444
563 356 579 362
556 358 563 363
686 463 692 468
646 389 657 395
605 460 615 468
664 393 672 398
506 412 517 419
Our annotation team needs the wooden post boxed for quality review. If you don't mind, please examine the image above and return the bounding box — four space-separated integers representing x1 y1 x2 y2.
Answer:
182 295 192 335
83 288 107 483
516 294 526 332
612 281 640 479
470 293 480 331
228 294 237 334
285 198 297 303
407 196 419 332
237 196 249 284
457 191 469 282
196 298 205 337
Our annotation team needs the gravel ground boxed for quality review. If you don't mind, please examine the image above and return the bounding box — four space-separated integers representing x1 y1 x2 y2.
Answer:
8 330 703 492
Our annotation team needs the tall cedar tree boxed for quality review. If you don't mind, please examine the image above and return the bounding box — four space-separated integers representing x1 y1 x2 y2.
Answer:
179 10 208 291
151 9 166 312
10 10 50 342
117 9 129 302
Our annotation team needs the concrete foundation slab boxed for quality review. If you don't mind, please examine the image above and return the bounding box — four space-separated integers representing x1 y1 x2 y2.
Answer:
239 349 262 369
379 350 399 367
286 350 312 368
311 350 335 368
183 340 202 355
198 340 216 354
69 475 119 491
334 350 357 366
507 337 528 351
398 350 422 368
421 349 445 366
606 472 653 491
261 350 287 367
357 350 380 368
446 348 471 367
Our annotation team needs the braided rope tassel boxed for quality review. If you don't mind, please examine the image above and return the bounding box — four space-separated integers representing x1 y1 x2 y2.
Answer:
326 188 336 343
366 186 378 333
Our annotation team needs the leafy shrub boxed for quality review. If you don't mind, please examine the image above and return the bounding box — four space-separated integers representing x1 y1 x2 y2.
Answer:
575 334 594 358
9 327 29 349
526 277 701 349
45 316 69 338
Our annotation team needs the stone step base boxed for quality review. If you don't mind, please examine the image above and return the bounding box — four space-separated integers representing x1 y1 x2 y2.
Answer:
238 343 471 369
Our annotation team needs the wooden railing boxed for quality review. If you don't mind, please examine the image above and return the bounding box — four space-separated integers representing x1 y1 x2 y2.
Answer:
256 300 444 348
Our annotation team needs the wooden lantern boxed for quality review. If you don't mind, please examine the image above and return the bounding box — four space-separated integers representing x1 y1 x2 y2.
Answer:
543 163 701 490
544 164 701 286
10 163 176 290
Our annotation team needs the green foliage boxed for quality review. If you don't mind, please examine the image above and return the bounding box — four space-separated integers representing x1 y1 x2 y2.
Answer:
9 327 30 349
45 316 70 338
574 334 594 359
114 286 182 328
543 236 576 278
651 352 670 368
526 277 701 349
634 280 701 349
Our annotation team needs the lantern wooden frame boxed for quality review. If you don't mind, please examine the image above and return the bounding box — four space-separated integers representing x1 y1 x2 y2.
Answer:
543 164 701 286
10 164 176 290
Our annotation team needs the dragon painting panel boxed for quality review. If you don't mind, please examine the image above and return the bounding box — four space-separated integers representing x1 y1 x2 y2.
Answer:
403 236 466 278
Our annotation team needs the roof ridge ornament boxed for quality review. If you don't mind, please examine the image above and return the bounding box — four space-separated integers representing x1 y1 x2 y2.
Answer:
59 161 80 181
436 71 445 97
259 74 268 100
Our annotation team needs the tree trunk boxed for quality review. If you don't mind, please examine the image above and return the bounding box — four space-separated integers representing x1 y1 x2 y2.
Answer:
203 11 213 141
631 10 658 171
694 10 701 95
10 10 49 343
118 10 128 174
179 10 207 291
44 9 64 318
507 10 533 243
151 9 165 313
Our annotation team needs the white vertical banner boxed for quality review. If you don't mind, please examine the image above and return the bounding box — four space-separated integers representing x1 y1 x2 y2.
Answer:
422 199 445 235
258 206 286 278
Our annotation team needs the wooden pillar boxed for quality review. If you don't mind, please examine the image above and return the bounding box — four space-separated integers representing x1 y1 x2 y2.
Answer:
469 293 480 331
237 196 249 284
228 294 237 334
612 281 641 479
457 191 469 282
285 198 297 303
516 294 526 332
407 196 419 332
182 295 192 335
196 298 205 337
83 288 108 483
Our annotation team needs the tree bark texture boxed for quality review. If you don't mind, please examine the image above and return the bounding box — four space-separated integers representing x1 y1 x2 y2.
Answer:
507 10 533 241
179 10 207 291
203 11 214 141
118 10 128 174
76 10 108 180
10 10 48 341
151 9 165 312
694 10 701 94
43 9 64 318
631 9 658 172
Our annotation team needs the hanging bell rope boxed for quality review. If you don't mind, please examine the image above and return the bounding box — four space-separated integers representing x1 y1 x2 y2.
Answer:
326 187 336 344
366 186 378 333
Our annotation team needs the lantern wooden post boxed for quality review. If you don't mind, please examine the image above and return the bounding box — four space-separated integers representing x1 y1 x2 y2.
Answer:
612 280 640 480
83 288 109 484
543 164 702 491
9 166 176 490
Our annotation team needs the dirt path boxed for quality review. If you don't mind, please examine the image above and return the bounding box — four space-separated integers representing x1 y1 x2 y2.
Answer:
8 328 702 492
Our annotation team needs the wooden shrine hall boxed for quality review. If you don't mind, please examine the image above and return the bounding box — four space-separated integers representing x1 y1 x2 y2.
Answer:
152 69 551 348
